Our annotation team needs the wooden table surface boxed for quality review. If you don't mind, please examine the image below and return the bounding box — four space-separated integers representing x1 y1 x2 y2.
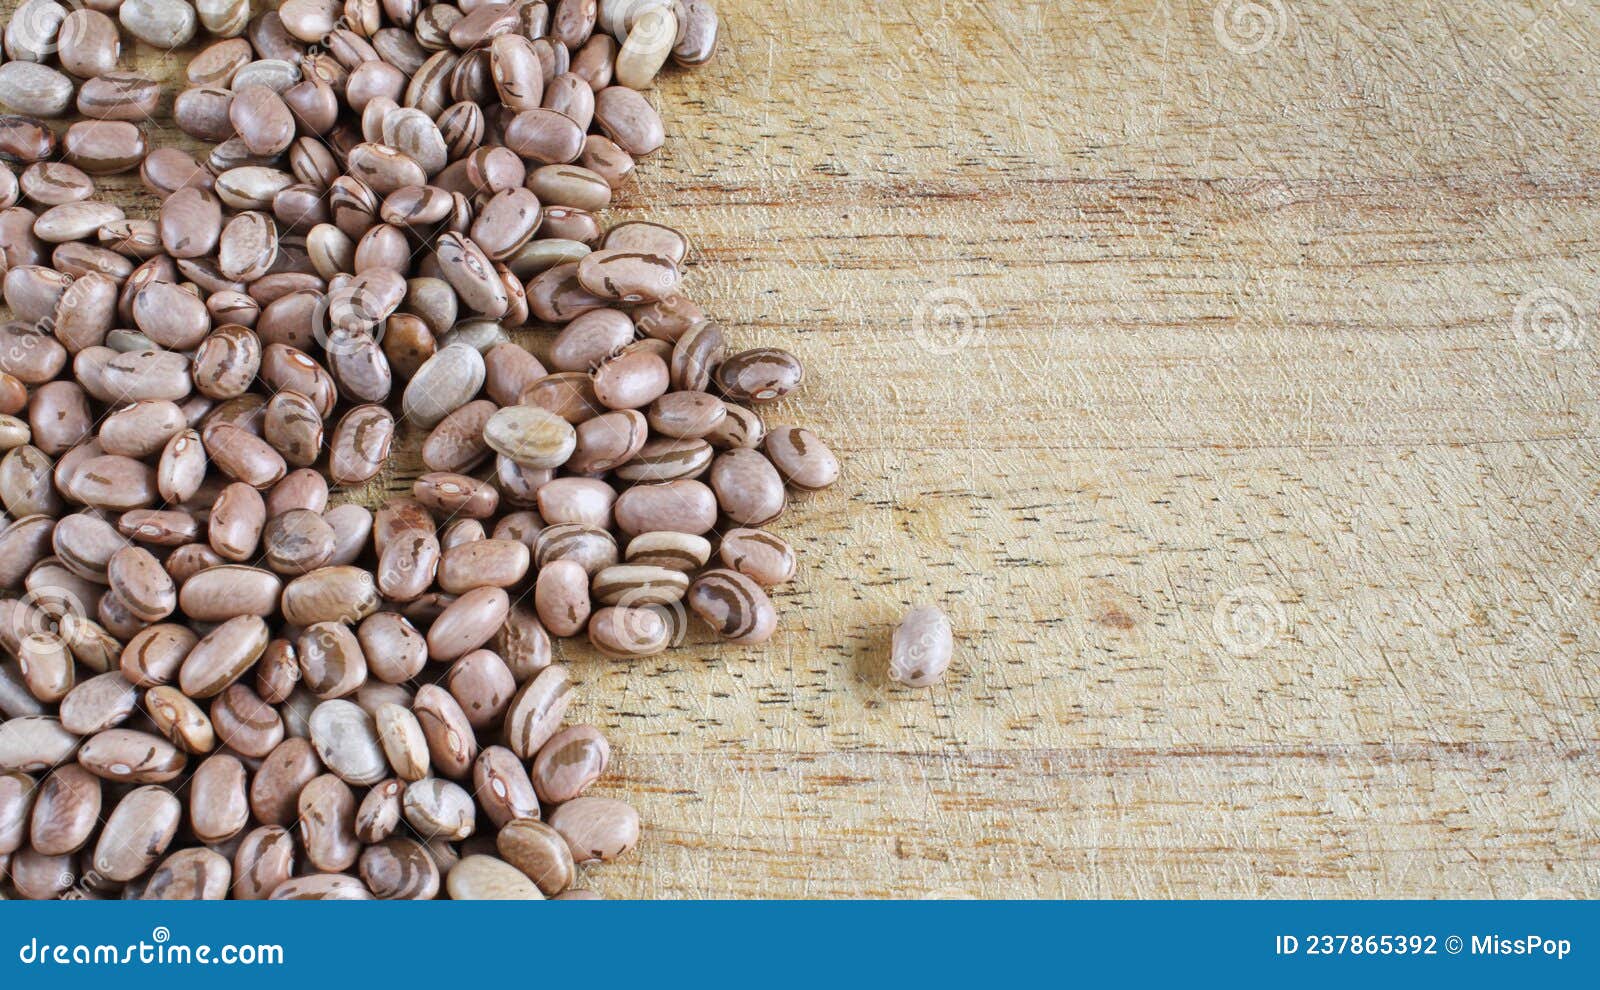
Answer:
14 0 1600 897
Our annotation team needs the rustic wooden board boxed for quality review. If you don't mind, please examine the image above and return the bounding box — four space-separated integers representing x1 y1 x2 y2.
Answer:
8 0 1600 897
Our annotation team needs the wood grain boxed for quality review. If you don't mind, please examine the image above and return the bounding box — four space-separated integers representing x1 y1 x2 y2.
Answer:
6 0 1600 897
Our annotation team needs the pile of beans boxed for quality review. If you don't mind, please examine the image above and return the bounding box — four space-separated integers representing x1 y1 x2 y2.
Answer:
0 0 841 900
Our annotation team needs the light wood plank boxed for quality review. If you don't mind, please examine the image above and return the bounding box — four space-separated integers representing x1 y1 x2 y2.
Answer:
582 747 1600 899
